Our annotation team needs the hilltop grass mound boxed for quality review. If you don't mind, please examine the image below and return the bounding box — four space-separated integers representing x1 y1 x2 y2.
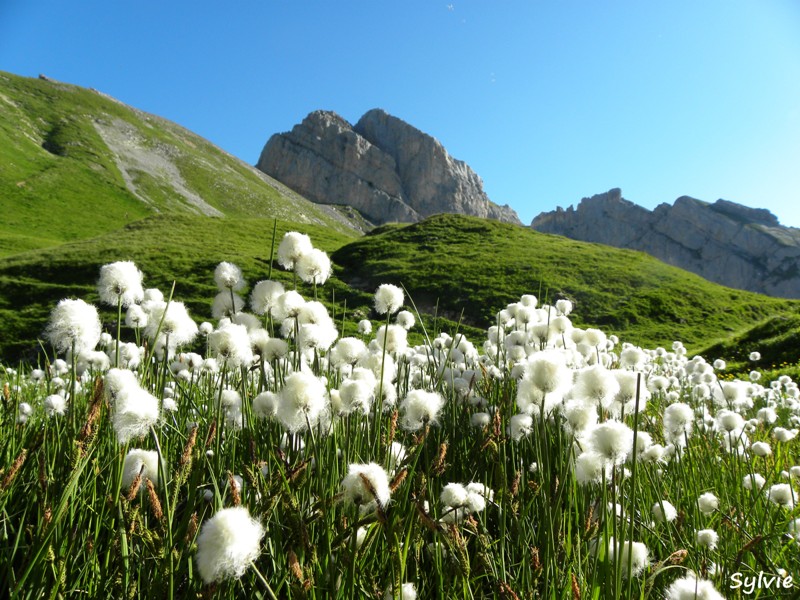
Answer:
332 214 799 352
0 71 359 258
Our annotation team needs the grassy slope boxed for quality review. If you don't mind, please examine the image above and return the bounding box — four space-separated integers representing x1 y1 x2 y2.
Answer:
0 71 356 257
0 215 369 361
332 214 799 352
4 212 799 363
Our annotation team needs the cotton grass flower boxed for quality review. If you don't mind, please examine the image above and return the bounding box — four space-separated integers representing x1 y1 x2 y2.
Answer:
44 298 102 355
767 483 796 509
98 261 144 307
295 248 332 285
122 449 160 489
213 261 245 291
652 500 678 523
665 573 725 600
357 319 373 335
277 372 328 433
743 473 766 491
697 492 719 515
400 389 445 431
113 386 160 444
208 322 253 369
211 291 245 319
396 310 415 330
277 231 313 270
195 506 264 584
585 420 634 466
341 462 391 509
750 441 772 457
374 284 404 315
605 537 649 578
144 301 198 348
695 528 718 550
43 394 67 417
250 280 285 315
383 583 417 600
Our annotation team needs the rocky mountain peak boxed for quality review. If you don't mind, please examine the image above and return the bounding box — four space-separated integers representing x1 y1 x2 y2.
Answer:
256 109 520 226
532 189 800 298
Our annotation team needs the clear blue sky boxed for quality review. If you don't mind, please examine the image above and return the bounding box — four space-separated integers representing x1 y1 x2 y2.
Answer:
2 0 800 226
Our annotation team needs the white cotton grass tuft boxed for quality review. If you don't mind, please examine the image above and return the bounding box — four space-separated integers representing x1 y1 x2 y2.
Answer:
695 528 719 550
585 420 634 466
43 394 67 417
652 500 678 523
743 473 766 491
341 462 391 509
125 304 148 329
250 280 285 315
276 372 328 433
295 248 332 285
383 582 417 600
277 231 313 270
697 492 719 515
767 483 796 509
97 261 144 308
44 298 102 355
213 261 246 291
605 537 649 578
211 291 245 319
195 506 265 584
113 386 160 444
208 322 253 369
395 310 415 330
374 284 404 315
665 573 725 600
399 389 445 431
121 449 160 490
143 301 198 348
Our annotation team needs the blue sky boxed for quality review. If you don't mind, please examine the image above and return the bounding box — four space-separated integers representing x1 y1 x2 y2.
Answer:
2 0 799 226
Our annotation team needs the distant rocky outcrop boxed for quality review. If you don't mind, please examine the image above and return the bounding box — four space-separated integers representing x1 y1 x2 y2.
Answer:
531 189 800 298
256 109 520 225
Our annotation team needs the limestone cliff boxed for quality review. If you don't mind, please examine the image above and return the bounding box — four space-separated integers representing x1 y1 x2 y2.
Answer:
531 189 800 298
256 109 520 225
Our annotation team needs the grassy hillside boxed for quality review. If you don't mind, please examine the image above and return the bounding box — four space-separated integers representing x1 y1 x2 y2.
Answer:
332 214 800 352
3 212 799 364
0 71 359 257
0 215 369 361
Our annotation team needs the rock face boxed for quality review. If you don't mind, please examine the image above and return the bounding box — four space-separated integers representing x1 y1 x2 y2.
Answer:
531 189 800 298
256 109 520 225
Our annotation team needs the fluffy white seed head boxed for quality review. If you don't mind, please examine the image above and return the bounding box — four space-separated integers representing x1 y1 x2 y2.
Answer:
374 284 404 315
697 492 719 515
341 462 391 509
113 386 160 444
208 322 254 369
250 280 285 315
400 389 445 431
277 372 328 433
44 299 102 355
122 449 160 489
665 574 725 600
277 232 313 270
214 262 245 291
652 500 678 523
98 261 144 308
295 248 332 285
195 506 264 584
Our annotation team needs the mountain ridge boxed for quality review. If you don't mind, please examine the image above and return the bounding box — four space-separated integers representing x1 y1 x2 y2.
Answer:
256 108 521 225
531 189 800 298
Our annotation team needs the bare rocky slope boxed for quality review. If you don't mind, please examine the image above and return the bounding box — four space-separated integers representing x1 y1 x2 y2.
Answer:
256 109 521 225
531 188 800 298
